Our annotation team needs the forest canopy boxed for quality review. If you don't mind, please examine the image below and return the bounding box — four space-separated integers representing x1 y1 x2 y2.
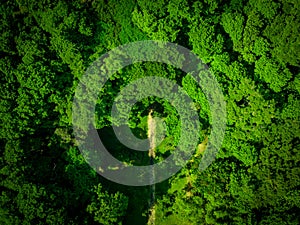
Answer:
0 0 299 224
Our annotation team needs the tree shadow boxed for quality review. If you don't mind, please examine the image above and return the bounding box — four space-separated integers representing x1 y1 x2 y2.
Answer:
97 126 171 225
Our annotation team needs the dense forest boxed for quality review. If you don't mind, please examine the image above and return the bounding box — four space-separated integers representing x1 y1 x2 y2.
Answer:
0 0 300 224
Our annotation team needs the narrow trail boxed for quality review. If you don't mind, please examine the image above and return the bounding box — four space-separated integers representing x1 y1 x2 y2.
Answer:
148 109 156 159
147 109 156 225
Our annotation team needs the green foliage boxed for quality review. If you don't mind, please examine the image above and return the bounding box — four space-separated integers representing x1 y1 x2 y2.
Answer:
0 0 299 224
255 56 292 92
87 184 128 225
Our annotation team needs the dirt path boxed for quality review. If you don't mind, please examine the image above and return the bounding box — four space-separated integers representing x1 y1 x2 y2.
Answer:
147 109 156 158
147 109 156 225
